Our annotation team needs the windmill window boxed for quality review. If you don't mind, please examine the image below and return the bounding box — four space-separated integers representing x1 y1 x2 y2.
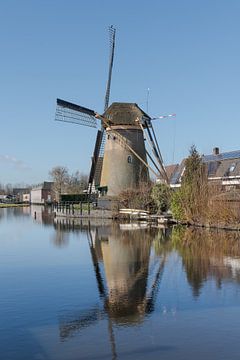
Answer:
127 155 133 164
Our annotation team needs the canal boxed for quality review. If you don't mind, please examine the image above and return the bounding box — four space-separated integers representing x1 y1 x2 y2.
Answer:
1 206 240 359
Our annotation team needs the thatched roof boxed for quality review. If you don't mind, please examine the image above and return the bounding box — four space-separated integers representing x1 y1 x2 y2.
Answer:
103 102 150 126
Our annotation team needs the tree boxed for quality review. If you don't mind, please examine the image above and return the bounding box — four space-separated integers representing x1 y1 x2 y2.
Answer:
0 183 4 195
66 171 88 194
151 183 171 213
5 183 13 195
171 145 208 223
49 166 69 201
49 166 89 200
119 182 156 212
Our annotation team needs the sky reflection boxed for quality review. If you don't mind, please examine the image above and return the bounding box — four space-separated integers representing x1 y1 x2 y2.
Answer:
1 208 240 359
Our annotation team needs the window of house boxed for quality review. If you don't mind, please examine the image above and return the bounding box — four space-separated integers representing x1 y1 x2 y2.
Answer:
224 162 237 177
208 161 220 176
229 163 236 173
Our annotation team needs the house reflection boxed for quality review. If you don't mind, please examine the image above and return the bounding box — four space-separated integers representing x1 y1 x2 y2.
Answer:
30 205 53 226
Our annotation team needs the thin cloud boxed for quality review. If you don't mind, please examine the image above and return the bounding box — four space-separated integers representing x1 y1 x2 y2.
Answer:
0 154 31 171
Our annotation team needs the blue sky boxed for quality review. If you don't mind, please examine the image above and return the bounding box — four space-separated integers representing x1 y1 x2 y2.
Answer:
1 0 240 185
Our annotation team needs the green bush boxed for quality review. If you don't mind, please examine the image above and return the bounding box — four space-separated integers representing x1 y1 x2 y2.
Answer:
151 183 171 213
171 189 185 221
170 145 208 223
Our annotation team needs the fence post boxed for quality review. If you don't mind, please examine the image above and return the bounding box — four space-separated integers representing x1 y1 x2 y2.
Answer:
88 201 90 215
80 201 82 216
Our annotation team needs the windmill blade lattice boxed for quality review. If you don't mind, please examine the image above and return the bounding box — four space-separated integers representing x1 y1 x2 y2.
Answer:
55 98 97 128
88 26 116 193
104 26 116 111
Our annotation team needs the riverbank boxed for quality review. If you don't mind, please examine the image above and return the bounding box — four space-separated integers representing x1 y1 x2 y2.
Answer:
54 208 114 219
177 220 240 232
0 203 30 208
53 200 240 230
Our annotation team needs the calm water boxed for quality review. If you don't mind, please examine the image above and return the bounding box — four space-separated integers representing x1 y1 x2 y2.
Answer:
1 207 240 359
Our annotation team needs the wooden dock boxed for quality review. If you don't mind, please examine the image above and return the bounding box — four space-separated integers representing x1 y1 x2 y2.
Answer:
52 202 176 223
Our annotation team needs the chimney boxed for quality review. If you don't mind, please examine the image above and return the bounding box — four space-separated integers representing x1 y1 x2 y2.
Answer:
213 147 220 155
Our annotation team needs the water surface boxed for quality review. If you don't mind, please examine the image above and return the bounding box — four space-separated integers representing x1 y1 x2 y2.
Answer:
1 206 240 359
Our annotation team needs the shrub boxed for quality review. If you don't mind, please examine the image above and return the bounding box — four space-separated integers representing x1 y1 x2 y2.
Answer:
118 182 156 212
151 183 171 213
170 145 208 223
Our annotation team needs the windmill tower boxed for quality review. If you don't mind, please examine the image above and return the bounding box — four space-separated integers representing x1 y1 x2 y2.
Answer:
55 26 169 197
100 103 150 196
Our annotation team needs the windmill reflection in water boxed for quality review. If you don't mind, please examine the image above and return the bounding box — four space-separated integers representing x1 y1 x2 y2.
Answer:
58 223 167 358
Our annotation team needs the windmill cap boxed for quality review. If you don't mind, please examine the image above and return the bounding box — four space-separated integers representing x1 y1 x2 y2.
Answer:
102 102 151 127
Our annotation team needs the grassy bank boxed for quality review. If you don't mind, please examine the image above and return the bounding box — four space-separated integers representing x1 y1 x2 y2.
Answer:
0 203 30 208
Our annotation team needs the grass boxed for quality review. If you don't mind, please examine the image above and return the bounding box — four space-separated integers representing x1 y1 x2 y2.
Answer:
73 203 92 211
0 203 30 208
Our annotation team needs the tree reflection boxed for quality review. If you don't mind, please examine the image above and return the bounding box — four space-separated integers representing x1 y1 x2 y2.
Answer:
171 226 240 297
0 208 5 223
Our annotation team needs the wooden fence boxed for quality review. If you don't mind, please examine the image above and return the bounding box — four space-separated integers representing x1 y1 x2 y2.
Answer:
52 201 93 216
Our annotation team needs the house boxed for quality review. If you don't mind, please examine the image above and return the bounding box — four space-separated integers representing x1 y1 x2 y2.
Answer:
13 188 31 202
0 195 8 203
165 164 179 184
170 147 240 190
0 194 16 203
31 182 54 205
22 193 30 203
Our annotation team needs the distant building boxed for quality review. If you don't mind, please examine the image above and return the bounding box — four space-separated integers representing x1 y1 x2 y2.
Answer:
31 182 54 205
0 194 16 203
22 193 30 203
164 164 179 184
13 188 31 202
170 147 240 190
0 195 8 203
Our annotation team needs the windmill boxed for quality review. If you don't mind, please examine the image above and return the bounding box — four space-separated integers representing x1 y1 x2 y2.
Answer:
55 26 172 197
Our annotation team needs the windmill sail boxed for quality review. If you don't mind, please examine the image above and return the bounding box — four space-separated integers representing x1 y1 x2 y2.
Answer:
55 98 97 128
88 130 104 193
104 25 116 111
88 26 116 193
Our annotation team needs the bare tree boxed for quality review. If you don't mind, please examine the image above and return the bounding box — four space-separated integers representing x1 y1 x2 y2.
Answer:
49 166 69 201
0 183 4 194
49 166 89 200
67 171 88 193
5 183 13 195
